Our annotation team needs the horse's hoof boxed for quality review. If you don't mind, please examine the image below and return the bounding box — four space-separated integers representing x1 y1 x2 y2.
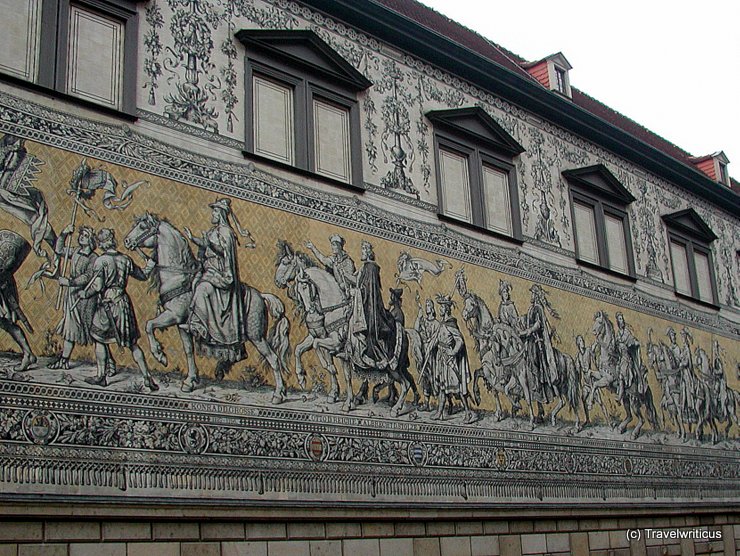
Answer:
342 401 356 412
156 353 168 367
327 393 339 404
145 377 159 392
15 353 37 372
181 381 196 393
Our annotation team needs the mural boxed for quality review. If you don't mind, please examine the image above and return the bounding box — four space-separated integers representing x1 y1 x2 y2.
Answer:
0 120 737 505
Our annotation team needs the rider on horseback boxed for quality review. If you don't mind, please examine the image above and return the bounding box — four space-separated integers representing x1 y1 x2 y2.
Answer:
184 198 254 365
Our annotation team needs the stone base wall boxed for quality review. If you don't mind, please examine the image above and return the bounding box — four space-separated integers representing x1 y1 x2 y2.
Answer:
0 510 737 556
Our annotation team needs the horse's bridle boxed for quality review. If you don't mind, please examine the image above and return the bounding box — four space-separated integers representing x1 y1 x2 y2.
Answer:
128 221 158 249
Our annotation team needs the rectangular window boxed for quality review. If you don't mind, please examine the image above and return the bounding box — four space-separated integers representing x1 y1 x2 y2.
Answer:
0 0 42 81
439 147 472 223
565 166 635 278
66 4 124 109
253 75 295 165
605 213 628 274
482 164 512 235
0 0 138 115
694 250 713 303
555 67 566 93
718 161 729 185
670 241 691 296
573 201 599 265
240 30 369 188
313 98 351 183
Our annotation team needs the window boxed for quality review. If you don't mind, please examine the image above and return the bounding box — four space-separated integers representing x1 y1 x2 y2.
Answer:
0 0 140 114
718 160 729 186
427 107 524 240
237 30 371 188
663 209 718 305
554 66 567 94
563 164 636 277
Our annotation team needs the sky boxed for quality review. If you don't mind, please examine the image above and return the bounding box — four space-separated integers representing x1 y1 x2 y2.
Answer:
417 0 740 181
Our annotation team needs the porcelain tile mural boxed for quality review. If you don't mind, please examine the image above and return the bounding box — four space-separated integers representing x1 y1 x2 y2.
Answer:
0 90 737 506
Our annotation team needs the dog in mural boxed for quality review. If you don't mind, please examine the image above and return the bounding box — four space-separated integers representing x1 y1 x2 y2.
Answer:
123 212 290 402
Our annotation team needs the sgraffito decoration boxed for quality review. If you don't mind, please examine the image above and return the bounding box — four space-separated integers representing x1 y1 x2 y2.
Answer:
0 93 737 508
135 0 740 304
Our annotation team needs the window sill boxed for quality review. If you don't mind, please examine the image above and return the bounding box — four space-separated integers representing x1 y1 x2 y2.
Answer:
576 258 636 282
675 291 719 311
0 72 137 122
438 213 523 245
242 150 366 194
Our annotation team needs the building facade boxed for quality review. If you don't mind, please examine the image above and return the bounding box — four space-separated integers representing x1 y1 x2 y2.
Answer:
0 0 737 555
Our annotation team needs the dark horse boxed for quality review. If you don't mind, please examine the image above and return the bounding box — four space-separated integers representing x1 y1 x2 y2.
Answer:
124 213 290 402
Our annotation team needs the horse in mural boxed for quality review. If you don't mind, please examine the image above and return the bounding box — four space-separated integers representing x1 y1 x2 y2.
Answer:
461 291 526 421
462 289 583 429
692 347 739 444
591 311 659 439
646 329 690 439
471 322 527 422
123 213 291 401
273 240 349 402
274 240 418 416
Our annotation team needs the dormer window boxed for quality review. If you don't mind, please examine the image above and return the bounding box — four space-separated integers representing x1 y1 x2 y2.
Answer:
524 52 572 98
689 151 730 186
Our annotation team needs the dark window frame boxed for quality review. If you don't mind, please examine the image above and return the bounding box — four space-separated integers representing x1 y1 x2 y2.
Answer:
666 227 719 307
718 160 729 185
554 65 567 94
428 108 524 243
1 0 141 117
564 165 637 279
238 30 370 190
569 190 635 277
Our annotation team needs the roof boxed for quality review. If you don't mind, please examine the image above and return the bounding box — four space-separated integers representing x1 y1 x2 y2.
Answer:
370 0 732 188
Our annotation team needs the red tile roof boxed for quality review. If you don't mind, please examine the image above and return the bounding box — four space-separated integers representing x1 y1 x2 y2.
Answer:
372 0 721 179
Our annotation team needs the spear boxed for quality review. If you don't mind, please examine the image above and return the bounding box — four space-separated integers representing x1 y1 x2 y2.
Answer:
55 160 85 309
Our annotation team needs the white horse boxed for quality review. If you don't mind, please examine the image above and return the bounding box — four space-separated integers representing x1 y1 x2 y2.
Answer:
124 213 290 402
275 240 418 416
274 240 349 402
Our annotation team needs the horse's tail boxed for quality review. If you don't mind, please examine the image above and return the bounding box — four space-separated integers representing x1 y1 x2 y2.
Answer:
263 293 291 375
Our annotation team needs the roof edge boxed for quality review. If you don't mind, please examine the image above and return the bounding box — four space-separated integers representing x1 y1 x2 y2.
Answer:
299 0 739 217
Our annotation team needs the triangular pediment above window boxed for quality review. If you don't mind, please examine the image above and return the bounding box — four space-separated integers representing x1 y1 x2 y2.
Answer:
562 164 635 204
426 107 525 157
235 29 372 91
662 209 717 242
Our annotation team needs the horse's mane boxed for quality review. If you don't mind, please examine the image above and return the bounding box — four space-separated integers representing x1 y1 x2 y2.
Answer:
275 240 318 269
135 212 173 226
